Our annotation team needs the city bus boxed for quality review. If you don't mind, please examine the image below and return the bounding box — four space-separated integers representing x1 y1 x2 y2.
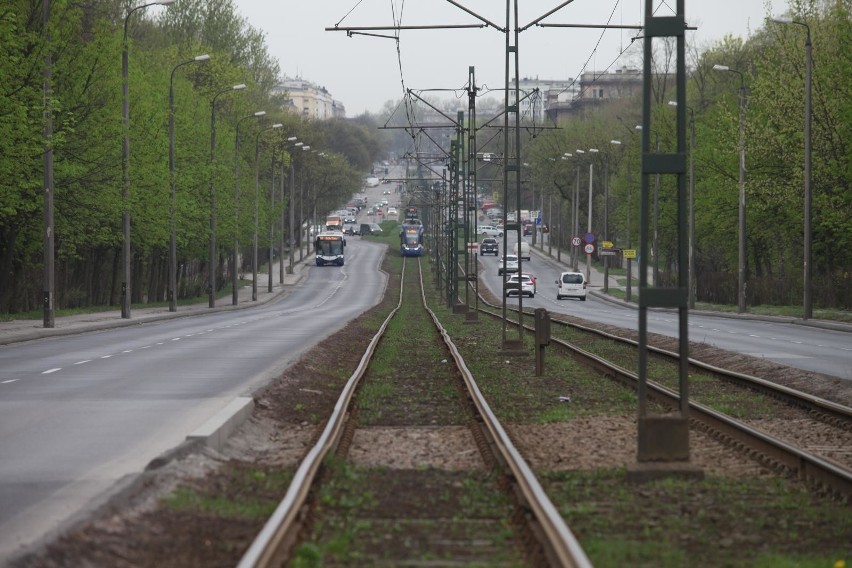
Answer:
315 232 346 266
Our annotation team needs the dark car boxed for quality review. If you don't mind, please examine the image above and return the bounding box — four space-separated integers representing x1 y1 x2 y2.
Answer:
479 237 499 256
360 223 375 236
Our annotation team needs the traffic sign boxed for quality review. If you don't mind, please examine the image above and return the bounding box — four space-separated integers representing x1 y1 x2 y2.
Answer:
583 232 595 244
571 236 581 247
623 249 637 259
601 241 614 249
599 249 618 256
584 243 595 254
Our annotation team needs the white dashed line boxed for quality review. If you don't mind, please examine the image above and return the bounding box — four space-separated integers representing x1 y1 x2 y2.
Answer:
122 350 133 353
2 379 19 384
74 360 91 365
42 368 61 374
100 355 112 359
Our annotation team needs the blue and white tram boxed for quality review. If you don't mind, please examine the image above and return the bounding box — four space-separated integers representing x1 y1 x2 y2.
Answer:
315 232 346 266
400 220 424 257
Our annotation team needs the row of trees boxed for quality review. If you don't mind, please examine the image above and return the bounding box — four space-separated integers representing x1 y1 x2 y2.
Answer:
520 0 849 310
0 0 388 314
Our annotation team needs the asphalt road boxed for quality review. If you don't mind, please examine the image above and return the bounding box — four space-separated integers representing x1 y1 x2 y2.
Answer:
0 239 387 562
478 235 852 380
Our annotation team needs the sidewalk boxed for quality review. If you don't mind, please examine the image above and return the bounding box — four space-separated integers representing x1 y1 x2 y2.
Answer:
0 254 314 346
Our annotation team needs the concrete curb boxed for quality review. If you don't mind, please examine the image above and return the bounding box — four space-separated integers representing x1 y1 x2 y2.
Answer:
186 397 255 452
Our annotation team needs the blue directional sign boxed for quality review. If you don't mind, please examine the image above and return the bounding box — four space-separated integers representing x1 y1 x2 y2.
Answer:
583 232 595 244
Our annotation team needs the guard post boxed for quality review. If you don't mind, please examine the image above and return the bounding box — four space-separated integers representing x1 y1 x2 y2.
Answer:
534 308 550 376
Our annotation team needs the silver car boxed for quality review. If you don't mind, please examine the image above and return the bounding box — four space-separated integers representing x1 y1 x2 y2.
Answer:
498 254 519 276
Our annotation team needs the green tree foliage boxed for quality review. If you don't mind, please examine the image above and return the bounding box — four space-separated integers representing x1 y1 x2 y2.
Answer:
0 0 387 314
526 0 850 308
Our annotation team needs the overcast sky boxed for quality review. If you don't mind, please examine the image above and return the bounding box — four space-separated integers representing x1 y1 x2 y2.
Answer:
233 0 787 117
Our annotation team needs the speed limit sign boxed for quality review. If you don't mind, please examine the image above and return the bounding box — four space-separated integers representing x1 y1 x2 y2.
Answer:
584 243 595 254
572 236 581 247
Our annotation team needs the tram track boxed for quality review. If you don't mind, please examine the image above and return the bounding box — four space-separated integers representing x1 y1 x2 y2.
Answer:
473 295 852 500
27 253 851 567
238 258 592 567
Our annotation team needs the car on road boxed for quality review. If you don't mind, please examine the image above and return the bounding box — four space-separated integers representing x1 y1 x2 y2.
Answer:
478 225 503 237
514 240 531 261
505 273 535 297
479 237 499 256
521 272 537 294
498 254 519 276
556 271 587 300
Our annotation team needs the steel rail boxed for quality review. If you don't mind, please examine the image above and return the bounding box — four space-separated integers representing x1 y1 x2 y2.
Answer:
418 260 593 568
488 297 852 426
547 309 852 421
237 260 407 568
474 303 852 499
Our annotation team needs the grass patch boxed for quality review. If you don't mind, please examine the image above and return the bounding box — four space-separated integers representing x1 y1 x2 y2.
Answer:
163 467 291 521
542 469 851 568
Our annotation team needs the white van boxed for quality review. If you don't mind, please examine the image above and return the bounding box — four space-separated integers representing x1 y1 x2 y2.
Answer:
556 271 587 301
514 240 531 261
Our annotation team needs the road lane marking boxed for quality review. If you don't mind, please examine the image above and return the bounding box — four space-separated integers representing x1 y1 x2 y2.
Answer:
42 368 61 374
2 379 19 384
74 360 91 365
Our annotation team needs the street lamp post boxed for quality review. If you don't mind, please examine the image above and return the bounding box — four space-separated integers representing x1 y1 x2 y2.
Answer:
585 148 600 285
168 53 210 312
289 141 304 275
254 123 283 300
573 150 584 271
713 64 747 313
281 140 298 282
299 146 311 264
231 110 266 306
232 111 266 306
209 83 245 308
122 0 175 319
280 136 297 283
772 17 812 319
669 101 696 308
606 140 622 294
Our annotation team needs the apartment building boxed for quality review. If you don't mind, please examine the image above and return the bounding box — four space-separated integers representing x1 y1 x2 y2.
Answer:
272 76 346 120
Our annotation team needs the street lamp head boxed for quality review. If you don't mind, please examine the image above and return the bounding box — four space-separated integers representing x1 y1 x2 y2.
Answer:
271 123 283 129
287 136 298 142
194 54 211 62
563 153 572 157
232 83 246 91
294 142 303 147
575 149 585 154
712 64 730 71
156 0 177 4
667 100 677 106
302 146 311 151
589 148 599 153
771 16 793 24
610 140 622 145
253 111 266 117
635 124 642 130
